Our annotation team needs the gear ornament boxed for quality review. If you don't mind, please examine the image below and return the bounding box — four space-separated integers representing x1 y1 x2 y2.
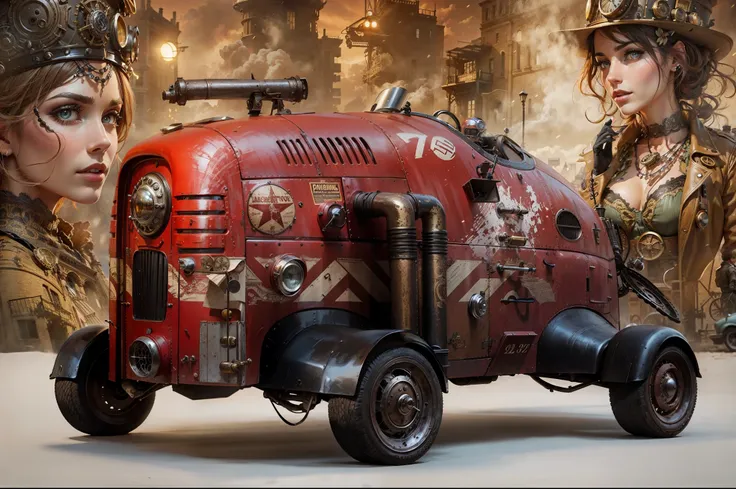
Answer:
75 0 111 46
636 231 665 261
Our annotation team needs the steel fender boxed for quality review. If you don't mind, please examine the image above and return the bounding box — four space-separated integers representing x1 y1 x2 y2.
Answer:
48 324 108 380
600 325 702 383
258 322 447 396
536 308 618 375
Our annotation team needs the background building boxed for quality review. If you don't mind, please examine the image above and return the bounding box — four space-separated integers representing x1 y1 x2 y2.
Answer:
234 0 342 111
344 0 445 104
128 0 182 127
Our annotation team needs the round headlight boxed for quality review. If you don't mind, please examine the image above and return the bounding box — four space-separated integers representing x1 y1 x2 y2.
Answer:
271 255 306 297
129 336 161 378
130 172 171 238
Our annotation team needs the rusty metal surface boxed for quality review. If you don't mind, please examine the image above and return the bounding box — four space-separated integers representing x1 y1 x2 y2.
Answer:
115 109 624 388
198 321 246 384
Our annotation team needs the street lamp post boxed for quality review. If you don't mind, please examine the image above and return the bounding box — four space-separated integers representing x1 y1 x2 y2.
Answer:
519 90 528 148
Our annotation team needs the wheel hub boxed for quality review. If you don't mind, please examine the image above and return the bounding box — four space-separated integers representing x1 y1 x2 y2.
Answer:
652 362 682 414
381 375 421 431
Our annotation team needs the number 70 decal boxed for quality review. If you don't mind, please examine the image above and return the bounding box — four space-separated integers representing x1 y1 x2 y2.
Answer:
397 132 457 161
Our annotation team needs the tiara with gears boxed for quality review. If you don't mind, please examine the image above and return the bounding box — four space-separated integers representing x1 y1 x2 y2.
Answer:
0 0 140 82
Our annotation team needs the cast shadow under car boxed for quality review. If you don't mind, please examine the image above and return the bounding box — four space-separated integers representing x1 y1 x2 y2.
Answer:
47 408 628 468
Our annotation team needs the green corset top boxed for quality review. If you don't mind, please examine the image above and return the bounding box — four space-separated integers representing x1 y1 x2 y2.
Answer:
601 174 685 240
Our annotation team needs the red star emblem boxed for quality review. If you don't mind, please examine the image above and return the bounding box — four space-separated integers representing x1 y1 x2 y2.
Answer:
249 186 293 229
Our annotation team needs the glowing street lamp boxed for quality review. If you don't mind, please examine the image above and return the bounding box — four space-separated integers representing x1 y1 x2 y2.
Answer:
519 89 528 148
160 41 178 61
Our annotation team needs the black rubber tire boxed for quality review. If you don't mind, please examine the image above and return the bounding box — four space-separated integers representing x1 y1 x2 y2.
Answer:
609 346 697 438
724 328 736 352
327 347 443 465
54 346 155 436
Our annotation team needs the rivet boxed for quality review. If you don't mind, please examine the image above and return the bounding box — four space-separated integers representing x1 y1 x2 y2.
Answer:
697 173 703 178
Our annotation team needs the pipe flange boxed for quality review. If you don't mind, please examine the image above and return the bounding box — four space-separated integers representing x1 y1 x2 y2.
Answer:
468 292 488 319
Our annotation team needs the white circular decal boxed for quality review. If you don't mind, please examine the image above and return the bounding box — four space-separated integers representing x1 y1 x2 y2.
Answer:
247 184 296 235
431 136 456 161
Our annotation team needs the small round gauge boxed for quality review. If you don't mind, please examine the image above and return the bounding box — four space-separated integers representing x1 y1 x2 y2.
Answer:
598 0 633 19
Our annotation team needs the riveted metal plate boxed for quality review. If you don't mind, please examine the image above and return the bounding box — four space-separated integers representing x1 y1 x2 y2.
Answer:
199 321 245 384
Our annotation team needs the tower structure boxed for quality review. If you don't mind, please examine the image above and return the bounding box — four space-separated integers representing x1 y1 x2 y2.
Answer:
233 0 342 111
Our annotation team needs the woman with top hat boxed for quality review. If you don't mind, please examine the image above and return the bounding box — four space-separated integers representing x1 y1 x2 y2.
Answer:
0 0 140 353
563 0 736 342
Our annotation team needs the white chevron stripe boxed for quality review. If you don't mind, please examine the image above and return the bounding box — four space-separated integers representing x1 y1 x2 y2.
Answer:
447 260 483 295
337 258 390 302
459 278 505 302
336 288 362 303
297 260 348 302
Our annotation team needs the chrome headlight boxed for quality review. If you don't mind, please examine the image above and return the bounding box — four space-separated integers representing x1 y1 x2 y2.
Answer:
129 336 161 378
130 172 171 238
271 255 307 296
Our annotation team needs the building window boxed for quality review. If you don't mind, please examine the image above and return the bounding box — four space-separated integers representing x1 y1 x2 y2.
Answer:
468 99 476 118
416 28 420 39
527 47 532 68
287 11 296 30
495 32 500 43
489 57 494 74
516 46 521 71
17 319 39 340
483 7 489 21
500 51 506 77
536 50 542 67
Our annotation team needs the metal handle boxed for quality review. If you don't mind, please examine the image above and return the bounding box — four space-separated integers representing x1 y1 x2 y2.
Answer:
498 233 528 247
501 297 536 304
496 263 536 273
497 204 529 216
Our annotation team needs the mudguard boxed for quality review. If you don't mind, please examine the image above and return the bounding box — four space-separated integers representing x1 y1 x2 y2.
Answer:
48 324 108 380
600 324 702 383
258 310 448 396
536 308 618 375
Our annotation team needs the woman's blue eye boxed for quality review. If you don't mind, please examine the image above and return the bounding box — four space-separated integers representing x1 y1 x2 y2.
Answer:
102 112 119 125
625 50 643 61
57 109 75 120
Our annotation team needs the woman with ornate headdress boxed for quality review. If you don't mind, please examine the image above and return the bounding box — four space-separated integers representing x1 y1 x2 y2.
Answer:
0 0 139 352
563 0 736 341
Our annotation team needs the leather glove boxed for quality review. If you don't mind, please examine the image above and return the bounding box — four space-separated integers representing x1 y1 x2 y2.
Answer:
592 119 618 175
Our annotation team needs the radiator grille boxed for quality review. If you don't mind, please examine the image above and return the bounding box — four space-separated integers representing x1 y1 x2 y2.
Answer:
132 250 168 321
310 137 377 166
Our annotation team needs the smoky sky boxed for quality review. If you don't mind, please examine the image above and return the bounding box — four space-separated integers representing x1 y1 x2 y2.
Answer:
148 0 481 71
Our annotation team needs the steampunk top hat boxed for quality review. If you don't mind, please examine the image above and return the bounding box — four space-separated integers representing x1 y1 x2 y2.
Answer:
561 0 733 61
0 0 140 80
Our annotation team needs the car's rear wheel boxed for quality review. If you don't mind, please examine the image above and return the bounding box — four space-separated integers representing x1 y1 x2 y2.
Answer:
327 347 443 465
609 346 697 438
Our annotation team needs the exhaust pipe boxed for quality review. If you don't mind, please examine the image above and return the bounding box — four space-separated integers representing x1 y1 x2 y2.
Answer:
410 194 448 351
353 191 449 356
353 192 419 334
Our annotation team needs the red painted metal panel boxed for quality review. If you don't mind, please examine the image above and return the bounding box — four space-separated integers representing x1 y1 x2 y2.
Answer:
244 239 392 386
243 178 349 240
284 113 407 178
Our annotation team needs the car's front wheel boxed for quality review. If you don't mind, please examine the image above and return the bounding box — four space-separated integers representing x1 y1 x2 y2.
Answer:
724 328 736 352
55 345 155 436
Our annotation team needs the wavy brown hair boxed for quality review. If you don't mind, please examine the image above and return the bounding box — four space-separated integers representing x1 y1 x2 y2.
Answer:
0 61 134 200
577 24 736 128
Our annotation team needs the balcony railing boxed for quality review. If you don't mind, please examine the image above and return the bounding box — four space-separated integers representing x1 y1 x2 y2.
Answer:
445 71 492 85
8 296 77 326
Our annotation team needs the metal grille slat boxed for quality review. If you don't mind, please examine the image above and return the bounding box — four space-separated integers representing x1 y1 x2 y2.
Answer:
133 250 168 321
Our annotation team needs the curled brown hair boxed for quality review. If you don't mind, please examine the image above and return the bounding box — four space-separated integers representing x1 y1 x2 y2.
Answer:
577 24 736 128
0 61 135 193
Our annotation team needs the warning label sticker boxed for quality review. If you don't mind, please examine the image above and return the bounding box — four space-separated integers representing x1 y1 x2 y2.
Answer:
310 182 343 204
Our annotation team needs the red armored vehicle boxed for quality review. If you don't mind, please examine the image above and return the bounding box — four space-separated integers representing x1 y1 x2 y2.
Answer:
50 78 699 465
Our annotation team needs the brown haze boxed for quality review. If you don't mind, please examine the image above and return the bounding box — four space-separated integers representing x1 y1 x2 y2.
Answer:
62 0 736 274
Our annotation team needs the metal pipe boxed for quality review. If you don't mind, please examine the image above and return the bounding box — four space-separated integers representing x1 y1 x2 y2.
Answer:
410 194 448 350
353 192 419 334
162 77 309 106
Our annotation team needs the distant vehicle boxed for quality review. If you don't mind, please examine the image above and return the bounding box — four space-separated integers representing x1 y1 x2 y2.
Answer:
711 314 736 351
50 78 699 465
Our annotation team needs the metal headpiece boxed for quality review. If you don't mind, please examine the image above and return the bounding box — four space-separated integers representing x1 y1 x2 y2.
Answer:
0 0 140 79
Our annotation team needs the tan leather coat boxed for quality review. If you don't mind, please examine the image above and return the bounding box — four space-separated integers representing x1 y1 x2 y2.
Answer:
579 111 736 288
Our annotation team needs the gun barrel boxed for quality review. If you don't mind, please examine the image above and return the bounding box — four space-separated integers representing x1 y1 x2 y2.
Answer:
162 77 309 106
